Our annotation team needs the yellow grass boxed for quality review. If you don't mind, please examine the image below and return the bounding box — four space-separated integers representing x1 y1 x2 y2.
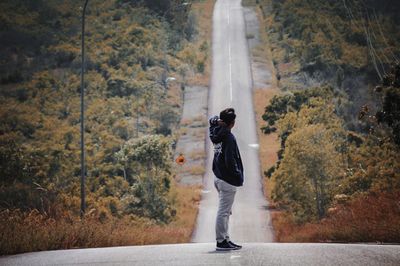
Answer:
253 89 280 200
169 183 202 237
188 165 206 176
251 5 281 202
187 0 214 86
0 183 201 255
188 149 206 160
193 130 205 140
271 191 400 243
179 127 188 136
0 0 215 256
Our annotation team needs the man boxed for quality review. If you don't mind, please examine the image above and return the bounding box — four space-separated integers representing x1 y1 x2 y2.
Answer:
209 108 244 251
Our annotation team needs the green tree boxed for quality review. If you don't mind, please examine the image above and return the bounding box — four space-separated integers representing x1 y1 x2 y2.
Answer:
261 86 335 134
273 124 346 222
269 95 347 222
115 135 175 222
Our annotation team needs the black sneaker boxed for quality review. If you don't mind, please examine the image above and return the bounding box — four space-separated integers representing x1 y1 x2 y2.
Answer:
228 241 242 249
216 239 237 251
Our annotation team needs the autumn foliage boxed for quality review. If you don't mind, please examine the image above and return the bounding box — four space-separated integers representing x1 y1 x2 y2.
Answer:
262 65 400 242
273 191 400 243
0 0 212 255
251 0 400 243
0 184 201 255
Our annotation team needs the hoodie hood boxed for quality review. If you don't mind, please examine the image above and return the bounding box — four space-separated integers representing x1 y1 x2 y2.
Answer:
209 115 244 187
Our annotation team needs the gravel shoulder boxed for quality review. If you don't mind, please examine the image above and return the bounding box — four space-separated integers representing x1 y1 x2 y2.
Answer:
173 86 208 185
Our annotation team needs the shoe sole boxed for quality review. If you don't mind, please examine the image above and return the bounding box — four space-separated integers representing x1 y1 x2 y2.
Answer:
228 243 242 249
216 247 240 251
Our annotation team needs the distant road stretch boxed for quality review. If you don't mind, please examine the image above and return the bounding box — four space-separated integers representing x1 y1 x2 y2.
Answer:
191 0 274 243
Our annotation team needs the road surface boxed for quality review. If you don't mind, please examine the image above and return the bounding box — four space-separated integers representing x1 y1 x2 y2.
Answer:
191 0 274 243
2 243 400 266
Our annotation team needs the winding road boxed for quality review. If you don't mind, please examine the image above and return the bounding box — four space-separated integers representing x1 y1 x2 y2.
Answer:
191 0 274 243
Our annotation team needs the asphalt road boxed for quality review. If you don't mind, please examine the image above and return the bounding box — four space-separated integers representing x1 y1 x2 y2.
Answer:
191 0 274 243
2 243 400 266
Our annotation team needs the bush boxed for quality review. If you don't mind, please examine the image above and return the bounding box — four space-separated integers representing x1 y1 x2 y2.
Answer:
115 135 175 222
196 60 205 73
273 191 400 243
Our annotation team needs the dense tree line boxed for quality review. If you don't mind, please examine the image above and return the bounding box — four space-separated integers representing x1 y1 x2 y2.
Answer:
255 0 400 127
262 64 400 225
250 0 400 230
0 0 204 223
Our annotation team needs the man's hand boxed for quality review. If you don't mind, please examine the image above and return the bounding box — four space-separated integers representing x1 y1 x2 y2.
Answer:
217 119 227 127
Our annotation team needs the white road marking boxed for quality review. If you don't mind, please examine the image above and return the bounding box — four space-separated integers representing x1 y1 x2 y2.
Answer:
229 41 233 102
227 3 230 25
230 255 241 259
248 143 259 149
227 3 233 102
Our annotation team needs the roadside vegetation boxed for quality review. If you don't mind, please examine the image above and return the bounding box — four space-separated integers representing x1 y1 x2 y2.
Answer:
0 0 212 255
263 75 400 242
245 0 400 242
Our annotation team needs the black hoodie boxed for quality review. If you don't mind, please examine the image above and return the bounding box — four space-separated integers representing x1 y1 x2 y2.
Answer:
209 116 244 187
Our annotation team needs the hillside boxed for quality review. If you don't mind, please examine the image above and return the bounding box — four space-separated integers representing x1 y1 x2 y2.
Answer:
0 0 212 254
257 0 400 89
244 0 400 242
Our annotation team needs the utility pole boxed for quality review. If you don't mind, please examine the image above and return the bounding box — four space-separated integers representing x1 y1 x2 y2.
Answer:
80 0 89 219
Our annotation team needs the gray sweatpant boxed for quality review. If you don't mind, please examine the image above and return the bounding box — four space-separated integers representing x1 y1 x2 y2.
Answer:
214 176 237 243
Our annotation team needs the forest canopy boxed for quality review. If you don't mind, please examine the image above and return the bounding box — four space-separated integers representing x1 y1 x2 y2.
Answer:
256 0 400 242
0 0 205 223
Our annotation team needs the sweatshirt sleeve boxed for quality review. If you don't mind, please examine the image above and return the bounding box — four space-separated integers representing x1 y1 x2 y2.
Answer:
209 116 229 143
224 136 242 179
209 115 219 126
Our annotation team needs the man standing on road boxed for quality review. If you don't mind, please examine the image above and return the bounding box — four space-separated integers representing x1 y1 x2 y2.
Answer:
209 108 244 251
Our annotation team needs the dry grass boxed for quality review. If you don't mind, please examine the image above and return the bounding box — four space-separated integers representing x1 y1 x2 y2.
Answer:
188 165 206 176
181 118 195 127
0 210 187 255
253 89 280 200
192 130 205 140
169 183 202 237
272 191 400 243
252 6 280 89
179 127 188 136
250 5 281 202
188 149 206 160
192 115 206 122
0 0 214 256
166 83 183 111
250 4 400 244
186 0 214 86
0 183 202 255
181 116 207 128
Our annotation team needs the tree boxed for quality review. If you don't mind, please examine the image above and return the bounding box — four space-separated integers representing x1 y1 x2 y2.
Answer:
375 63 400 145
261 86 335 134
273 124 346 222
270 96 347 222
115 135 175 222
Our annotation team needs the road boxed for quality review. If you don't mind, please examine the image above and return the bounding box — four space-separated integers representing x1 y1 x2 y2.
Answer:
2 243 400 266
191 0 274 243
